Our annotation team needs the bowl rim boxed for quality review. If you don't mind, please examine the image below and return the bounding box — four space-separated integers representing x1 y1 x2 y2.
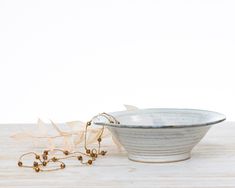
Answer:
94 108 226 129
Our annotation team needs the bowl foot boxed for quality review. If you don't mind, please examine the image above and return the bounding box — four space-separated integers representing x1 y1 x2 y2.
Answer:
128 152 191 163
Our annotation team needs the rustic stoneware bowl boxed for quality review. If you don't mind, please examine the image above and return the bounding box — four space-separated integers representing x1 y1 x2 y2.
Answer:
95 108 226 163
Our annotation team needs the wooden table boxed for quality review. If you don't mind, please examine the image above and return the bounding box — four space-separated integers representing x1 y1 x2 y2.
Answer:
0 121 235 188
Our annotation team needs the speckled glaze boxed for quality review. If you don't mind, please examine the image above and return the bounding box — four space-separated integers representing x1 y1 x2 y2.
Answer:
95 108 226 163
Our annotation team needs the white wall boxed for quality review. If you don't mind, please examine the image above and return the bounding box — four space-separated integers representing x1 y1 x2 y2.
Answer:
0 0 234 123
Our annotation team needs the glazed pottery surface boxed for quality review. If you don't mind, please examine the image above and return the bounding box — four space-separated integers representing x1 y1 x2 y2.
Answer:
95 108 226 163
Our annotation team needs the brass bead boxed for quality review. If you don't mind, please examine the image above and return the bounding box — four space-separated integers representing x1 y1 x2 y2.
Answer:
42 161 47 166
60 163 66 169
94 154 98 158
97 138 102 142
42 154 48 160
90 153 95 158
77 156 83 161
43 150 49 155
101 151 106 156
34 167 40 172
63 150 69 155
51 157 57 162
18 161 23 167
110 121 114 123
87 160 92 165
87 121 91 126
35 155 40 160
86 149 90 154
33 161 38 167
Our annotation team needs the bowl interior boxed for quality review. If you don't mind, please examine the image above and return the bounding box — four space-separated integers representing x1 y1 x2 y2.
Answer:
104 108 226 128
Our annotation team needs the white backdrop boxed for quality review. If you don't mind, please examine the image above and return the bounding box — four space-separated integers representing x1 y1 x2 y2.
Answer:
0 0 234 123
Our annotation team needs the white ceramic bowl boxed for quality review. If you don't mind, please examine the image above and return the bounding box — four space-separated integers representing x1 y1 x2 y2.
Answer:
95 108 226 163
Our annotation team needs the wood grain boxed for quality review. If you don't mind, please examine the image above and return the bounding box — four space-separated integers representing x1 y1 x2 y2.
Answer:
0 121 235 188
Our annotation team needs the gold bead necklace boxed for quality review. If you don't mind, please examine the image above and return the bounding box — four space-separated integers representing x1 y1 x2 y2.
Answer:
17 112 119 172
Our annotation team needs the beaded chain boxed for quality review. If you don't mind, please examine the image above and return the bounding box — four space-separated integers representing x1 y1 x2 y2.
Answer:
17 112 120 172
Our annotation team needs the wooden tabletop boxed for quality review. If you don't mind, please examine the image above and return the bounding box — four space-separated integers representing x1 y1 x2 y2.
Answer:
0 121 235 188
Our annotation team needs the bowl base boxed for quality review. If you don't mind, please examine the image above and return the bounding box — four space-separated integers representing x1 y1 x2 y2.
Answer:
128 152 191 163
